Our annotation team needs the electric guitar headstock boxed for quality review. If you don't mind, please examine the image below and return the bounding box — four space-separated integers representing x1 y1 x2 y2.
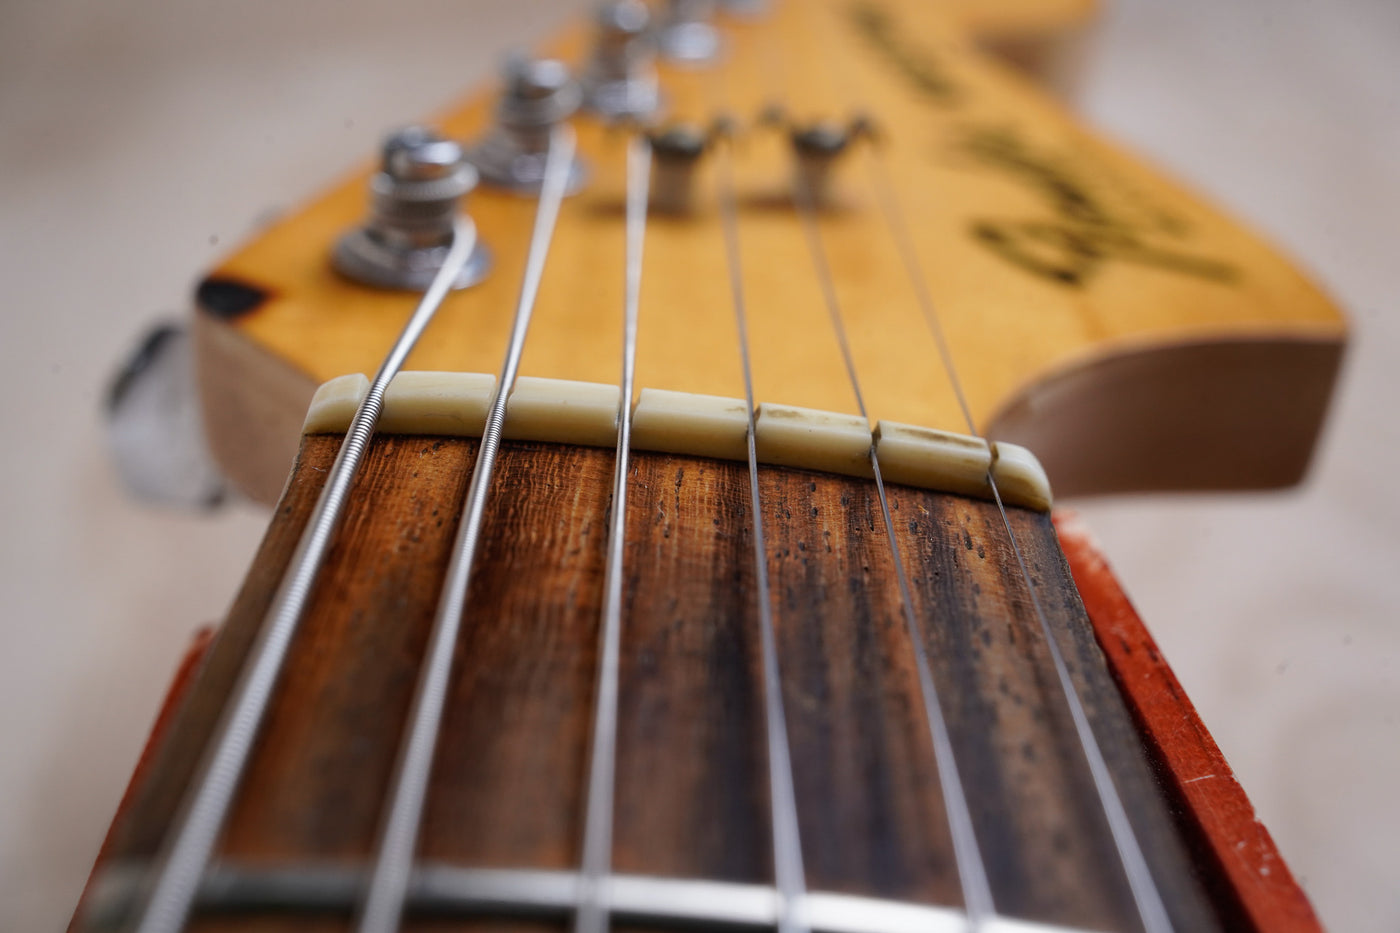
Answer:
79 3 1342 933
184 0 1344 504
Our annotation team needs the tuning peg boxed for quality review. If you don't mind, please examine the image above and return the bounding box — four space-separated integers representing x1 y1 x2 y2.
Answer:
582 1 661 120
466 56 588 194
333 125 493 290
656 0 722 65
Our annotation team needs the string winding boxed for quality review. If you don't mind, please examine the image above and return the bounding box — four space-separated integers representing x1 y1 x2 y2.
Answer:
356 124 578 933
126 219 480 933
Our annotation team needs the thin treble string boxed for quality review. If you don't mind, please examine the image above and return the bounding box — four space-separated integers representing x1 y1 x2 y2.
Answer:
790 141 996 926
125 219 480 933
574 133 651 933
356 124 578 933
784 1 1175 925
715 134 809 933
863 129 1177 933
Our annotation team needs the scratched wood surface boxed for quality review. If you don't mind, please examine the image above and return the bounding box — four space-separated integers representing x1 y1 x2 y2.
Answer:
80 435 1224 931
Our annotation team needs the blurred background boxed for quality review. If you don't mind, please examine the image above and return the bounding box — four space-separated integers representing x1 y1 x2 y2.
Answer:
0 0 1395 930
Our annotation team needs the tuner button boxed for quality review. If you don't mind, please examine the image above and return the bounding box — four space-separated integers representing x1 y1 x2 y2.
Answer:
582 0 661 120
657 0 722 65
333 126 493 291
466 56 588 194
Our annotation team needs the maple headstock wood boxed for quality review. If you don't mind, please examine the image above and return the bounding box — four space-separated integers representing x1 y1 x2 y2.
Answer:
190 0 1344 502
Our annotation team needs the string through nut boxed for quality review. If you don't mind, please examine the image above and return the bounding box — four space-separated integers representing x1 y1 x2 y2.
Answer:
467 56 589 195
645 116 735 215
582 0 662 121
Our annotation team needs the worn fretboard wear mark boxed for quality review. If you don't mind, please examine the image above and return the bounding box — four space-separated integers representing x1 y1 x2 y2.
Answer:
81 437 1222 932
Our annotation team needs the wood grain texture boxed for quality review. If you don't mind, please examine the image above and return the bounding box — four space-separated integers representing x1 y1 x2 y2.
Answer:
79 436 1235 931
192 0 1344 503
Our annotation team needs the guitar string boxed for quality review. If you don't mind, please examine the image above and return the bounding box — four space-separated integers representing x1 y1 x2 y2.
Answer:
715 131 810 933
574 132 651 933
766 3 997 922
124 218 481 933
789 162 996 925
786 3 1176 930
860 84 1178 933
355 124 578 933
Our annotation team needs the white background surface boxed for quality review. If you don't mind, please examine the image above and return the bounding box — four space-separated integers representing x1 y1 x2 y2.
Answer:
0 0 1396 930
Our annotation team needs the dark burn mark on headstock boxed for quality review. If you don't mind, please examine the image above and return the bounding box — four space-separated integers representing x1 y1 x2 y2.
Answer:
196 276 271 320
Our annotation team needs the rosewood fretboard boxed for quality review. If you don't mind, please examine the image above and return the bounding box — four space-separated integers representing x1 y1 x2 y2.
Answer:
79 435 1223 932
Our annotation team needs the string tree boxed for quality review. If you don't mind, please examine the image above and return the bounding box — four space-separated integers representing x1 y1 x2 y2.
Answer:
333 125 492 290
581 0 661 120
765 108 878 211
466 55 588 195
647 117 732 215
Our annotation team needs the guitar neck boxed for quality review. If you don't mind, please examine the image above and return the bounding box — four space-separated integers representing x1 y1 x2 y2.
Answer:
87 434 1230 932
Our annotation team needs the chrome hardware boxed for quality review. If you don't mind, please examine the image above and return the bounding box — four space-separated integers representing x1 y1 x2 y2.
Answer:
333 126 492 290
648 122 724 214
582 1 661 120
467 56 587 194
656 0 721 65
765 111 876 210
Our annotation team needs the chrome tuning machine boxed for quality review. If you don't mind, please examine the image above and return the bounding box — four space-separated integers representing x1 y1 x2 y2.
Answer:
467 56 588 195
656 0 722 65
333 125 492 291
582 0 661 120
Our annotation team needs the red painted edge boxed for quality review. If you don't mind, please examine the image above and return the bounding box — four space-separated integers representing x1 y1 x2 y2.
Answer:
1054 509 1324 933
68 626 217 931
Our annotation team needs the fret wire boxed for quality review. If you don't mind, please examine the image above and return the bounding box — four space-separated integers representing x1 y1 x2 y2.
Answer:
574 133 652 933
125 219 480 933
94 859 1107 933
791 178 995 923
864 145 1176 933
716 137 809 933
356 124 578 933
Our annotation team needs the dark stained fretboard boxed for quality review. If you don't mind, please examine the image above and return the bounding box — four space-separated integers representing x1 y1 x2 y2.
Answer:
80 435 1222 932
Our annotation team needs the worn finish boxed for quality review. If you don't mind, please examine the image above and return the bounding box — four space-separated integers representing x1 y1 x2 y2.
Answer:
80 436 1230 932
